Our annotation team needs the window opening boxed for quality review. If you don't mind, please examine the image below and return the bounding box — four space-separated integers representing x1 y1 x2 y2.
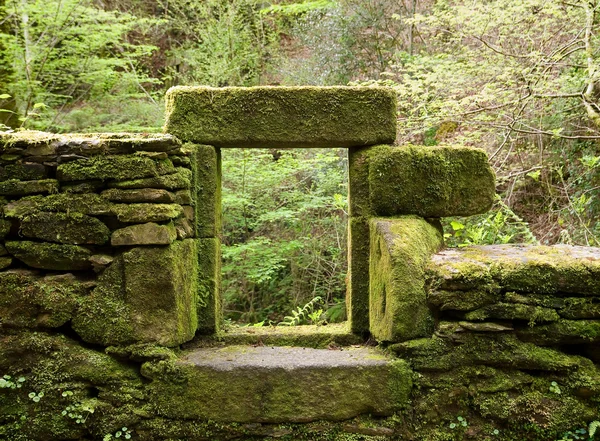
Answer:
221 148 348 327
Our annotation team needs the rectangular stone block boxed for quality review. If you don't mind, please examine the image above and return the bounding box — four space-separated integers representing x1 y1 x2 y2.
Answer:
369 144 496 217
57 155 175 182
348 147 372 218
164 86 397 148
72 240 198 347
370 217 444 342
197 238 221 333
347 217 370 334
188 144 221 238
144 346 411 423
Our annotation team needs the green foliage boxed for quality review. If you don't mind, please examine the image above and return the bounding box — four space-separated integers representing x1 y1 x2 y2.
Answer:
0 375 25 389
103 427 132 440
279 296 323 326
221 148 347 324
443 197 538 247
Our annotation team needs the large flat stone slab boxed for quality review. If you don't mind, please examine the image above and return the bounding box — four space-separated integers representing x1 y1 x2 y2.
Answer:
164 86 397 148
144 345 411 423
427 244 600 295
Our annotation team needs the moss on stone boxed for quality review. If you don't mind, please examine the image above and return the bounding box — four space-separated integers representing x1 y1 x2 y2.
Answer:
347 217 370 335
196 238 221 333
427 244 600 295
111 222 177 246
368 144 496 217
5 240 92 270
188 143 221 238
100 188 175 203
369 216 444 342
0 179 59 196
20 212 110 245
464 303 560 323
0 162 47 181
194 323 362 348
110 203 183 223
164 86 397 148
108 166 192 190
427 288 500 311
57 155 175 182
517 319 600 345
348 146 373 218
0 271 88 328
3 193 112 218
143 345 410 423
0 218 11 238
73 240 198 347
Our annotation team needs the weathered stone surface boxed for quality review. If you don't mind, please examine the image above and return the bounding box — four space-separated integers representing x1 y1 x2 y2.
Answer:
370 216 444 342
6 241 92 270
0 271 87 328
61 181 104 193
111 222 177 246
0 219 10 238
111 203 183 223
165 86 397 148
464 303 560 323
4 193 112 218
517 320 600 346
347 217 370 334
458 321 514 332
108 167 191 190
427 244 600 295
174 217 194 239
197 238 220 333
0 179 58 196
0 162 47 181
144 346 411 422
73 240 197 346
369 144 496 217
427 288 500 311
0 244 6 256
57 155 175 181
0 131 182 156
0 256 11 269
189 144 220 238
101 188 175 203
89 253 114 272
390 332 590 372
174 189 192 205
20 212 110 245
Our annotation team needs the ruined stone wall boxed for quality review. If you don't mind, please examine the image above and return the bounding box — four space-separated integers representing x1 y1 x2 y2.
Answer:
1 87 599 441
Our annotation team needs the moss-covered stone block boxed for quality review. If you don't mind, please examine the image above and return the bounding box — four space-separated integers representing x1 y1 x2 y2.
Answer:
0 179 58 196
427 288 500 311
143 346 411 423
369 144 496 217
110 203 183 223
369 216 444 342
108 167 192 190
20 212 110 245
347 217 370 334
111 222 177 246
463 303 560 323
197 238 221 333
348 146 372 217
164 86 397 148
0 218 10 238
73 240 197 347
517 320 600 345
101 188 175 203
428 244 600 295
6 241 92 270
188 144 221 238
3 193 112 218
56 155 175 181
0 271 88 328
0 162 47 181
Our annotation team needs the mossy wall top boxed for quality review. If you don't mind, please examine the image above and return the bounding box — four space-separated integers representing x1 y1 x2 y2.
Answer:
0 131 202 347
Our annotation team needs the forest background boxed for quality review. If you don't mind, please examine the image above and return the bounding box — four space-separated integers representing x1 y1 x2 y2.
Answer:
1 0 599 325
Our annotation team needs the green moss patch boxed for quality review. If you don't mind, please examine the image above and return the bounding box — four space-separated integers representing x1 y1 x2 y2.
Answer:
20 212 110 245
369 216 444 342
5 241 92 270
164 86 397 148
368 144 496 217
111 203 183 223
0 179 58 196
108 167 192 190
347 217 370 334
0 162 47 181
188 143 221 238
57 155 175 182
196 238 220 334
3 193 112 218
143 345 410 423
101 188 175 203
